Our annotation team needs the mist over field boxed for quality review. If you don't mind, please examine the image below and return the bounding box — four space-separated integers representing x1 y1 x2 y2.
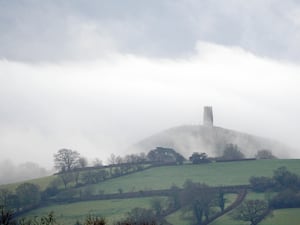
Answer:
0 160 51 185
1 0 300 183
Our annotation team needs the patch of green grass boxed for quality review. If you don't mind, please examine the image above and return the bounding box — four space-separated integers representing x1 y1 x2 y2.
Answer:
245 191 268 200
209 191 274 225
2 159 300 194
165 193 238 225
260 208 300 225
21 197 167 225
165 206 194 225
78 159 300 194
209 213 248 225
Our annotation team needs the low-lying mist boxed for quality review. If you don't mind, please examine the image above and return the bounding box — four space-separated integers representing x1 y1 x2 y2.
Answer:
0 160 51 185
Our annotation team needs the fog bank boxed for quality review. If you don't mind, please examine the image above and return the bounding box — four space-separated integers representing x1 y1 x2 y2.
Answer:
0 160 51 185
1 42 300 170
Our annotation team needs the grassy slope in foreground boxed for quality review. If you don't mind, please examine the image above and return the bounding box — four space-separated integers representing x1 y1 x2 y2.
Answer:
22 197 168 225
260 208 300 225
79 159 300 194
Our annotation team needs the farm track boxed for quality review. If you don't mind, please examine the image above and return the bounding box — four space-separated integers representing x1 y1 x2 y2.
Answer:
203 189 247 225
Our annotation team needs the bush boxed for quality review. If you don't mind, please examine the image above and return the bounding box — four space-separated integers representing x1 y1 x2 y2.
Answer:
189 152 211 164
249 176 275 192
118 208 157 225
221 144 245 160
255 149 276 159
273 166 300 190
231 199 268 225
269 189 300 209
84 215 106 225
42 186 59 199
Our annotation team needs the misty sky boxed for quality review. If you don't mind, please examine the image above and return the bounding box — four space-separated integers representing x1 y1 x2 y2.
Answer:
1 0 300 171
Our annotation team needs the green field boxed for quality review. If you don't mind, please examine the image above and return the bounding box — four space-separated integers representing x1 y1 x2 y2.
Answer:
260 208 300 225
77 159 300 194
3 159 300 225
209 212 249 225
209 192 272 225
166 193 237 225
3 159 300 194
21 197 168 225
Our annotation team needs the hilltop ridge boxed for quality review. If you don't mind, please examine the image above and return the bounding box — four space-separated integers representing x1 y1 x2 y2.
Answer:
132 125 292 158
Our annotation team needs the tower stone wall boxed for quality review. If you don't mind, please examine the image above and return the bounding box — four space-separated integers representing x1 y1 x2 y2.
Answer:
203 106 213 127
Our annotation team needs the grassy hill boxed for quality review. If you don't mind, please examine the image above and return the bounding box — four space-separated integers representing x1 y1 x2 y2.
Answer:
75 159 300 195
2 159 300 225
4 159 299 193
133 125 292 158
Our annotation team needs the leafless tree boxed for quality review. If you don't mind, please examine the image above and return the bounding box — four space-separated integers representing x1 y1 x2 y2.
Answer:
54 148 81 172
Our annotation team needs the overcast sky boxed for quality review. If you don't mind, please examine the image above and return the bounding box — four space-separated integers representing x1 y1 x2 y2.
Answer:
1 0 300 171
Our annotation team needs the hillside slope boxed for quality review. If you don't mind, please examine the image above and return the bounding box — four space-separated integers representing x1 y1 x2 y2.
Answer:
132 125 292 158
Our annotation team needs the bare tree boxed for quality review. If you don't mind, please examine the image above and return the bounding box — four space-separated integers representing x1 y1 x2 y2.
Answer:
54 149 80 172
107 153 117 165
232 200 268 225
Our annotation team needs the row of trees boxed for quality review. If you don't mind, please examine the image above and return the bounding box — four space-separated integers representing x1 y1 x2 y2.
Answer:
0 183 41 212
250 166 300 192
231 166 300 225
250 166 300 209
0 208 159 225
53 145 276 174
218 144 275 161
54 149 149 173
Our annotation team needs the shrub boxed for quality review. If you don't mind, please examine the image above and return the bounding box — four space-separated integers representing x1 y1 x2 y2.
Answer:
269 189 300 209
221 144 245 160
249 176 275 192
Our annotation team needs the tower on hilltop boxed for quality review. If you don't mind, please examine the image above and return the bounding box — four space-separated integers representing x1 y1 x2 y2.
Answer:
203 106 213 127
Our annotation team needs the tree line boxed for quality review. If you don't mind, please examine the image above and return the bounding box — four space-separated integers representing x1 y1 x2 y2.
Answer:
231 166 300 225
0 144 278 225
53 144 276 174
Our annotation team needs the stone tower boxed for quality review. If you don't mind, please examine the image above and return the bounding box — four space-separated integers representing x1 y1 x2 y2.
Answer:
203 106 213 127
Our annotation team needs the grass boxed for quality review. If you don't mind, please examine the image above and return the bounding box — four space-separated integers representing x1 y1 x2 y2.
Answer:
3 159 300 225
209 213 249 225
210 203 300 225
77 159 300 194
209 191 267 225
165 193 238 225
21 197 168 225
260 208 300 225
2 159 300 194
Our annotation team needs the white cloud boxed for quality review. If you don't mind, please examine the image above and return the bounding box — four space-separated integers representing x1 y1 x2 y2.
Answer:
1 42 300 170
1 0 300 62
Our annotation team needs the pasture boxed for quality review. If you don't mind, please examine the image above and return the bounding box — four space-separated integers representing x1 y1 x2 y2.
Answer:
77 159 300 194
21 197 168 225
